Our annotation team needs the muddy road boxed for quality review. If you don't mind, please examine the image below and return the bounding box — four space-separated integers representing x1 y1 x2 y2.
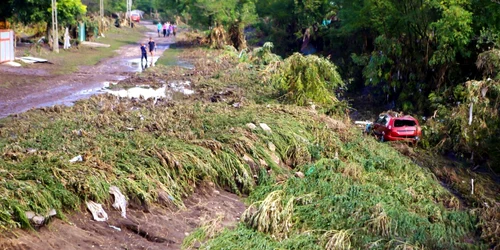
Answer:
0 21 172 118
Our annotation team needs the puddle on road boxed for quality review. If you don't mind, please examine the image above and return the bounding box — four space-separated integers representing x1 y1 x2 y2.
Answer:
104 81 195 99
124 57 160 72
156 45 170 50
105 85 167 99
168 81 195 95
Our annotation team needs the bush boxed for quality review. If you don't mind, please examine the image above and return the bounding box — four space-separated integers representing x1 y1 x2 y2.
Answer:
271 53 344 106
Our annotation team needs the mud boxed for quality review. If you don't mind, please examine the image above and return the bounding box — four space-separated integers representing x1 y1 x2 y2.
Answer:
0 21 174 118
0 188 245 250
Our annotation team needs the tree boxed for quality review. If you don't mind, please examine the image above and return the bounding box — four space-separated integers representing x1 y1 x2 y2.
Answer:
4 0 86 27
255 0 337 55
154 0 257 49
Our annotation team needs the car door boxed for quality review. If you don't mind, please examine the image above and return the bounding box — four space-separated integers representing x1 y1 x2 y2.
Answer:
372 115 388 135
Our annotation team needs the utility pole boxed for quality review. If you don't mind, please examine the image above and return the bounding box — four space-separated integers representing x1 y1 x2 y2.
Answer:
100 0 104 19
51 0 59 53
99 0 104 35
127 0 132 26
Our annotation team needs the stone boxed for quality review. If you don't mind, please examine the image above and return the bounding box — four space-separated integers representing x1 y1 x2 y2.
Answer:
295 172 305 178
32 215 45 225
259 123 272 133
259 159 268 167
246 123 257 130
47 208 57 217
268 142 276 152
25 211 36 220
271 153 281 165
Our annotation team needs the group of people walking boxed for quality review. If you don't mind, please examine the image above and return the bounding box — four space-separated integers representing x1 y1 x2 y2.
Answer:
157 21 176 37
140 21 178 67
140 37 156 66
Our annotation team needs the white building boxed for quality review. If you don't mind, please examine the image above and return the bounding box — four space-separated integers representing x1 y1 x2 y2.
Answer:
0 29 15 63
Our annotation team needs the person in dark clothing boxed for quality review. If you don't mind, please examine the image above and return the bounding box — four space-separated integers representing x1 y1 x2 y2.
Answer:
140 43 147 64
147 37 156 63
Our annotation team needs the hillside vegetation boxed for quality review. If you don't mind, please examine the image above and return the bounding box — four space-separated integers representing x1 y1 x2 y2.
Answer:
1 42 498 249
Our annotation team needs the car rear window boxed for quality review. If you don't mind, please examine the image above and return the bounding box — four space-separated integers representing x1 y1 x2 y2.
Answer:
394 119 416 127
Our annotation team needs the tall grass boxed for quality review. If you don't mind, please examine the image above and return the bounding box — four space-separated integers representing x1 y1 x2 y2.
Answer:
0 93 326 231
203 131 483 249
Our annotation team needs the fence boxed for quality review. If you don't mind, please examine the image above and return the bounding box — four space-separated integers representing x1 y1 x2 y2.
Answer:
0 29 14 63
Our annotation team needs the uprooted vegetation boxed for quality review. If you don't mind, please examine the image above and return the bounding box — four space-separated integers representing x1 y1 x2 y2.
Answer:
0 41 498 249
426 49 500 173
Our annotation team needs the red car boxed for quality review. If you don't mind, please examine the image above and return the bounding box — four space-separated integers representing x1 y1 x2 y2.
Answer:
131 13 140 22
371 114 422 142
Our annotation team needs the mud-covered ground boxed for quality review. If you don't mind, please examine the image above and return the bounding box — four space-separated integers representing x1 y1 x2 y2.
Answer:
0 187 245 250
0 22 172 118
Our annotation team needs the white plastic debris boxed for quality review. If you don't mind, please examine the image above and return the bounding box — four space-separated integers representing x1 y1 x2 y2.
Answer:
86 201 108 222
259 123 272 133
109 225 122 231
109 186 127 218
468 103 473 125
63 27 71 50
25 208 57 226
354 121 372 126
69 155 83 163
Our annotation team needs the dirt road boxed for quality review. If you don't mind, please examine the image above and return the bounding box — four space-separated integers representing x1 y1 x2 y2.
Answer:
0 21 172 118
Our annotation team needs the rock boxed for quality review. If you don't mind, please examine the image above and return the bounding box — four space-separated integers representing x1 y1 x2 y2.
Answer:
246 123 257 130
243 154 256 168
69 155 83 163
295 172 305 178
32 215 45 225
232 102 242 108
259 123 272 133
259 159 268 167
47 208 57 217
25 211 36 220
213 190 220 195
268 142 276 152
25 148 37 154
271 153 281 165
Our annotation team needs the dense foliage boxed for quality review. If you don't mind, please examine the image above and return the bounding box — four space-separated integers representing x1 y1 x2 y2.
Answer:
1 0 86 27
271 53 344 106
